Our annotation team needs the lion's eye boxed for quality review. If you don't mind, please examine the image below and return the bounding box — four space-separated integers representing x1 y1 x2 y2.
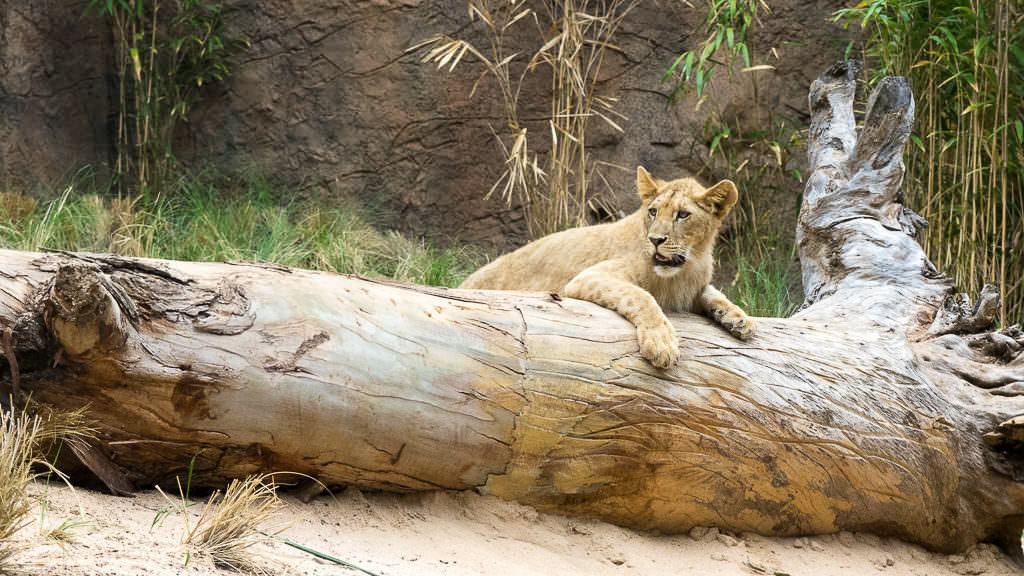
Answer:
648 207 657 218
675 210 690 221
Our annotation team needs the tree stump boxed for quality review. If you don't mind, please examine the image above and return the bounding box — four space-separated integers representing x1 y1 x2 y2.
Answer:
1 62 1022 554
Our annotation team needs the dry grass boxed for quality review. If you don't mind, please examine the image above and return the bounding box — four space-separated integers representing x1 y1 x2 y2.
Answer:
177 474 283 574
0 405 92 571
413 0 637 239
0 409 40 570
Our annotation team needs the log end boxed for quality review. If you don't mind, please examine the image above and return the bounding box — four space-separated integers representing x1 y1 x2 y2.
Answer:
809 60 860 112
807 60 860 180
851 75 915 176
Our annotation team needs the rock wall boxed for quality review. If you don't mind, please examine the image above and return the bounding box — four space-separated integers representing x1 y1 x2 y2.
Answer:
1 1 113 192
1 0 853 252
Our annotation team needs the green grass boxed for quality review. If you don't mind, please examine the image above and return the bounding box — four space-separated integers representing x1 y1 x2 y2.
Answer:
0 172 480 288
723 249 800 318
707 115 806 320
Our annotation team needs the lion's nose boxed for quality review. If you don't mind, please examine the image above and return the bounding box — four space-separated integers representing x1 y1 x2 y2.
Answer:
649 236 666 247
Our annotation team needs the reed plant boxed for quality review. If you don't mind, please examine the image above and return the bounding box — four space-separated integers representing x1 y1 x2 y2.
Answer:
412 0 637 239
712 115 805 318
834 0 1024 323
86 0 246 196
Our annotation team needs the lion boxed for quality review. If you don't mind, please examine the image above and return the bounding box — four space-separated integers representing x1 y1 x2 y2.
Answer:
460 166 755 368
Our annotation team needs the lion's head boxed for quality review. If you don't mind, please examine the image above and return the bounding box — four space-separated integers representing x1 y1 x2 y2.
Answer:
636 166 738 278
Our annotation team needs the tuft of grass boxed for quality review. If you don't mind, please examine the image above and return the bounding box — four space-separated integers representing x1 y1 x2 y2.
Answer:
0 405 92 571
42 518 90 548
725 248 799 318
181 474 283 574
0 409 40 570
0 172 481 287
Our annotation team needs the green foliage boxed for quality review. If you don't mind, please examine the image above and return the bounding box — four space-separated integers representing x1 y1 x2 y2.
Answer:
714 115 805 318
661 0 803 318
85 0 247 195
663 0 773 101
0 173 479 288
834 0 1024 323
691 99 806 317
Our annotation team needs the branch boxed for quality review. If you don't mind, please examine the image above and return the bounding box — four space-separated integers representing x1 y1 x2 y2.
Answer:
797 61 944 317
925 284 1000 339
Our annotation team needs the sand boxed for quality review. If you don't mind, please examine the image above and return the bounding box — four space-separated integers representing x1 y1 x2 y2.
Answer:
11 481 1021 576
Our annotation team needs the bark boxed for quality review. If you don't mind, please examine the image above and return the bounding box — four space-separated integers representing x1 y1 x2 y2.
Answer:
1 62 1023 554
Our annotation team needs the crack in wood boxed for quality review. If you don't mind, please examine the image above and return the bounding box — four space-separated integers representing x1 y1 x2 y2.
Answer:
265 330 330 373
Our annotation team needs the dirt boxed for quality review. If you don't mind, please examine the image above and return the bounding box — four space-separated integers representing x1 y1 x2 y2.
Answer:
13 482 1021 576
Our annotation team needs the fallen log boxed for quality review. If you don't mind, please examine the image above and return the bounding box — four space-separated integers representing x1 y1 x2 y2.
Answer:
1 62 1022 554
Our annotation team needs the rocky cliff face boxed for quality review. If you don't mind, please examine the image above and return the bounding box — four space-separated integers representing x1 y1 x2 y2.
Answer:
1 1 113 193
1 0 852 252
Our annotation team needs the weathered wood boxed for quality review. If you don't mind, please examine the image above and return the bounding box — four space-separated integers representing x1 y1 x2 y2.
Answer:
0 62 1022 555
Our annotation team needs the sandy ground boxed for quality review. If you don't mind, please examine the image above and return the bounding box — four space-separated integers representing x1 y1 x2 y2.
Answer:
10 481 1021 576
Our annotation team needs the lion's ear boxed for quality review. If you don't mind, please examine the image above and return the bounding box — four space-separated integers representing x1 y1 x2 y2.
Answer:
697 180 738 218
636 166 661 201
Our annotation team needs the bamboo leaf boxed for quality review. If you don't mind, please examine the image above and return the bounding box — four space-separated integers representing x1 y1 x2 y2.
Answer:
495 51 520 69
1010 45 1024 68
593 110 623 133
909 134 925 152
504 9 533 31
700 41 715 62
129 47 142 82
663 50 692 81
450 43 470 72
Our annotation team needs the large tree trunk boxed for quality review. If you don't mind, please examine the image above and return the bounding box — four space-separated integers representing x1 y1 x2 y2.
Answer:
2 62 1023 554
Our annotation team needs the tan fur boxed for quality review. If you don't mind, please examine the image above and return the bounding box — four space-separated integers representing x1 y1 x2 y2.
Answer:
460 166 755 368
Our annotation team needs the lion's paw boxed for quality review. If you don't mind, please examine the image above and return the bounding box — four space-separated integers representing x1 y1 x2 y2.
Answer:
636 319 678 368
720 310 756 341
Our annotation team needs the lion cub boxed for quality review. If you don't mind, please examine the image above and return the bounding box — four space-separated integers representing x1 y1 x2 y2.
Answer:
461 166 755 368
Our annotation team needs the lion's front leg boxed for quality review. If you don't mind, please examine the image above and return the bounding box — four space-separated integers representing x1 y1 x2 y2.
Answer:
697 284 756 340
564 264 677 369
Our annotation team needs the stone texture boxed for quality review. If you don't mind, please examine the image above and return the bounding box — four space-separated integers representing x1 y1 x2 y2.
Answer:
1 0 852 252
1 1 113 192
